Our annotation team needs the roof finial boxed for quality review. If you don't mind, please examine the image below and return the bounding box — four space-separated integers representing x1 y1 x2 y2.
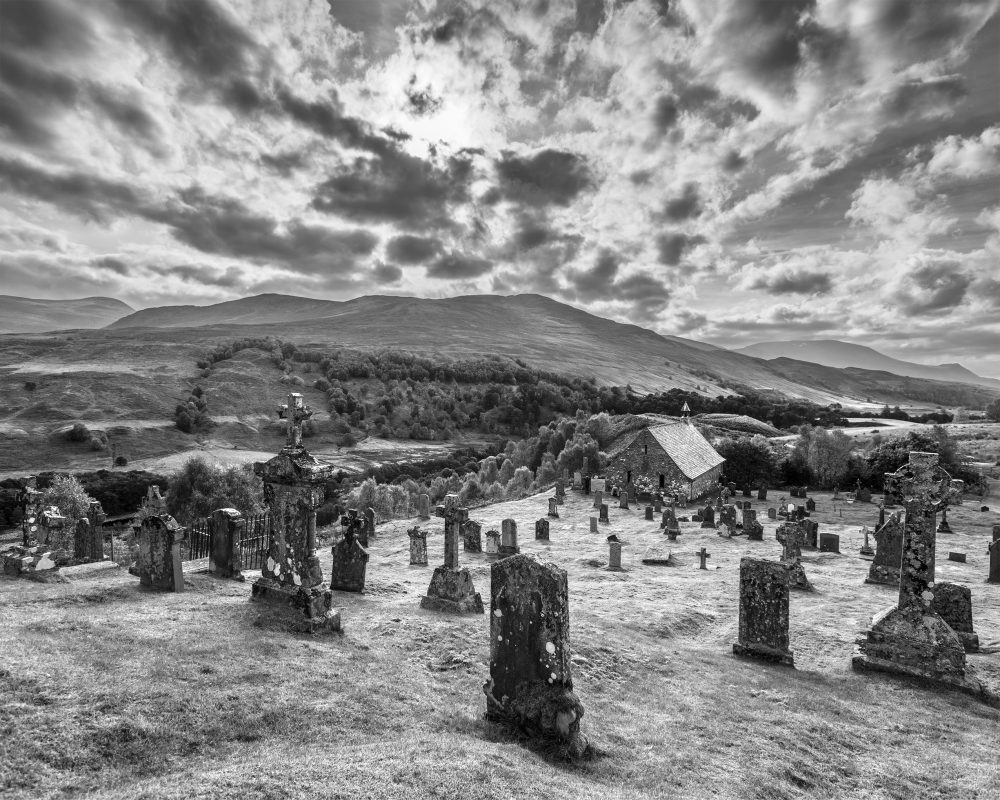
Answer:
681 401 691 421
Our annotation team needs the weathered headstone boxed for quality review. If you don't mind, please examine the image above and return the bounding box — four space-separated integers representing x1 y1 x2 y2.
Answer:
644 505 654 521
696 547 710 569
342 508 366 548
619 492 629 510
535 518 550 541
608 541 623 571
363 506 376 543
860 525 874 556
135 514 184 592
250 393 341 633
802 519 819 550
930 583 979 653
484 554 588 758
757 486 768 501
589 516 598 533
700 506 716 529
418 493 431 520
73 518 104 564
805 498 816 513
989 536 1000 583
654 497 662 513
555 479 566 505
592 490 603 510
865 512 904 586
485 529 501 557
421 500 483 614
39 507 66 547
582 475 591 495
573 471 582 490
852 452 984 698
500 518 519 556
591 477 606 495
548 497 560 518
776 521 811 591
581 457 589 476
208 507 244 580
937 507 952 534
733 557 793 667
666 527 678 542
719 505 737 536
947 551 966 563
408 526 427 565
819 532 840 553
767 507 777 520
599 504 609 524
641 545 674 565
463 519 482 553
330 515 369 593
743 508 764 541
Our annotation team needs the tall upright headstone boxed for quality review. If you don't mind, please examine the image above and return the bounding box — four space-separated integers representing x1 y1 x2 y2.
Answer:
852 452 985 698
73 518 104 563
134 514 184 592
988 534 1000 584
208 507 245 580
592 490 603 510
408 525 427 565
363 506 376 543
936 507 952 534
342 508 366 548
732 557 793 667
484 529 501 557
484 554 588 758
535 518 550 541
599 504 609 524
865 512 904 585
743 508 763 541
463 519 482 553
555 480 566 505
548 497 560 518
418 493 431 520
776 521 811 591
700 506 716 529
500 518 520 555
330 515 369 593
250 393 341 633
421 497 483 614
619 492 629 510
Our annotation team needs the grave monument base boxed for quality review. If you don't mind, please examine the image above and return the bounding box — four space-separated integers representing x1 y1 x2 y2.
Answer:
864 566 899 586
420 566 484 614
484 680 589 760
250 577 342 634
732 641 794 667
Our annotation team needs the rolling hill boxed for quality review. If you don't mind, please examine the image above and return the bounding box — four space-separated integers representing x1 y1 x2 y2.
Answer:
0 296 134 334
734 339 999 388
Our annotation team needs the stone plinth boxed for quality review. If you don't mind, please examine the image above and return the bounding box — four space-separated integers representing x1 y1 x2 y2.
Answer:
484 554 588 759
733 557 793 667
250 580 342 634
408 526 428 565
135 514 184 592
866 513 904 586
420 566 484 614
208 508 245 580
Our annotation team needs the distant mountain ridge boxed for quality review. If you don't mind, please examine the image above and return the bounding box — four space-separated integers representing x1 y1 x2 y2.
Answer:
732 339 999 389
0 295 134 334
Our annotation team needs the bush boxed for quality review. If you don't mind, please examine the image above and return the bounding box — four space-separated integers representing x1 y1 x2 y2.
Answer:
114 456 128 467
166 457 265 524
40 475 95 549
23 381 36 391
66 423 90 443
89 436 106 451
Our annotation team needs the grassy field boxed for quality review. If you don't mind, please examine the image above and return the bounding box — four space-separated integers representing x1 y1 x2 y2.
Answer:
2 488 999 799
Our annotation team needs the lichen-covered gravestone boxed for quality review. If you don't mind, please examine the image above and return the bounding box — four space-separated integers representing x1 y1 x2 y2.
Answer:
134 514 184 592
819 532 840 553
608 541 623 571
463 519 482 553
73 518 104 563
484 554 588 759
421 496 483 614
535 518 550 541
776 521 812 591
619 492 629 510
500 518 520 555
548 497 560 518
208 508 244 580
555 480 565 505
767 507 777 520
589 516 598 533
930 583 979 653
733 557 793 667
989 535 1000 584
865 512 904 585
408 526 427 565
599 503 609 524
485 529 501 556
852 452 988 701
330 514 369 593
743 509 764 541
250 393 341 634
592 490 603 510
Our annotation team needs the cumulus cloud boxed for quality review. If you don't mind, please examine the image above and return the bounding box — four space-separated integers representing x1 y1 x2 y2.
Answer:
741 265 833 295
426 251 494 280
385 234 443 264
495 149 594 207
890 254 973 315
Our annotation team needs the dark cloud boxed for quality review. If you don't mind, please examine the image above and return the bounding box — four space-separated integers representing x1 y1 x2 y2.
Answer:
885 76 967 119
275 86 377 150
372 261 403 284
656 232 706 266
895 260 972 314
312 150 472 228
88 86 160 141
260 151 307 176
629 169 653 185
721 149 747 172
566 248 620 302
613 272 672 321
92 256 131 276
514 220 554 250
496 149 593 207
747 267 832 295
425 251 494 280
871 0 993 60
652 95 679 132
385 234 443 264
0 0 95 55
672 309 708 334
152 264 244 288
575 0 607 37
661 183 702 221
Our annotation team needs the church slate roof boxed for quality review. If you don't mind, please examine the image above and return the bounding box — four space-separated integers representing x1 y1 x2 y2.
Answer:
644 422 726 480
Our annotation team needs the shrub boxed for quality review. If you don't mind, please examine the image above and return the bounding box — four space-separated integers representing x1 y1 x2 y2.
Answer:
89 436 106 451
114 456 128 467
166 458 265 524
23 381 36 391
40 475 95 549
66 423 90 443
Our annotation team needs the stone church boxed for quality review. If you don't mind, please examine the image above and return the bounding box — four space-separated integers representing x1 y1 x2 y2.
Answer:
606 422 725 500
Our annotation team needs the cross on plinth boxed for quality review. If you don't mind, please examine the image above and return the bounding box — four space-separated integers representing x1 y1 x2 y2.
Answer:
697 547 710 569
278 392 314 448
883 452 963 612
438 495 467 569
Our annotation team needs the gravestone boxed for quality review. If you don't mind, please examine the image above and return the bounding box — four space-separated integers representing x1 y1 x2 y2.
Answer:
757 486 768 501
743 509 763 541
852 452 984 699
582 475 591 495
591 477 606 495
141 485 168 517
619 492 629 510
581 457 589 476
599 504 609 524
363 507 376 544
548 497 560 518
877 505 886 530
700 506 716 529
408 526 428 565
767 507 777 520
627 482 636 502
666 527 678 542
555 480 566 505
463 519 482 553
819 532 840 553
421 500 483 614
592 490 603 510
39 507 66 547
589 516 598 533
937 507 952 534
342 508 366 548
930 583 979 653
73 518 104 564
645 505 654 521
802 519 819 550
135 514 184 592
208 507 244 580
776 521 811 590
484 554 588 759
573 471 582 490
608 541 623 571
661 508 677 529
732 557 793 667
865 512 904 586
860 525 874 556
330 516 369 593
743 486 752 498
654 497 662 513
696 547 710 569
418 493 431 520
947 551 966 563
485 529 501 556
250 392 341 634
500 518 520 556
989 536 1000 583
805 498 816 513
535 519 550 541
719 505 737 535
641 545 673 565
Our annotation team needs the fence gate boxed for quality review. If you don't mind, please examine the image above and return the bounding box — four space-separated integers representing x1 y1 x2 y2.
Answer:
241 513 270 571
185 518 211 561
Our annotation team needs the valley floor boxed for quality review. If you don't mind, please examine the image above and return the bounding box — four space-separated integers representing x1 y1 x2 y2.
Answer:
2 490 999 799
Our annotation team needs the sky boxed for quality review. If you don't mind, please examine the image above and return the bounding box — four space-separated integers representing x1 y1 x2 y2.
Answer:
1 0 999 374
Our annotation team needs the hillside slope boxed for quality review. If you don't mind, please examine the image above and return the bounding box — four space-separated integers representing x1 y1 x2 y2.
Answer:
734 339 999 388
0 296 134 334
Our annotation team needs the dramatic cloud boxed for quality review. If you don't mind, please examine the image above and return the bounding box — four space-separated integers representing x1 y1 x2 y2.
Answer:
496 149 594 207
742 266 833 295
385 234 444 264
426 251 494 280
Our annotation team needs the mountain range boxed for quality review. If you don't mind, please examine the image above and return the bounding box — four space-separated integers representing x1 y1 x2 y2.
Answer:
2 293 998 409
0 295 134 334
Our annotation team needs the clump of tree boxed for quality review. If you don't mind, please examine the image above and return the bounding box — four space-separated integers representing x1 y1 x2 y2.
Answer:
716 435 782 488
40 475 95 550
863 428 987 495
986 398 1000 422
165 457 265 524
174 385 213 434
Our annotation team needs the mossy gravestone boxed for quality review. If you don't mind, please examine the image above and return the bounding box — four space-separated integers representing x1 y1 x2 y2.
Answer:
135 514 184 592
408 526 427 566
330 516 369 593
776 521 812 591
208 508 244 580
733 557 793 667
865 512 904 586
463 519 482 552
484 554 589 759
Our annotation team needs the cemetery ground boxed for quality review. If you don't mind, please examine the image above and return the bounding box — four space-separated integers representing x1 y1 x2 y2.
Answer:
2 491 1000 799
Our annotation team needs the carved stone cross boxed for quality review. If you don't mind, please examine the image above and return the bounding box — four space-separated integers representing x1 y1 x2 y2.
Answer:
697 547 710 570
278 392 314 448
